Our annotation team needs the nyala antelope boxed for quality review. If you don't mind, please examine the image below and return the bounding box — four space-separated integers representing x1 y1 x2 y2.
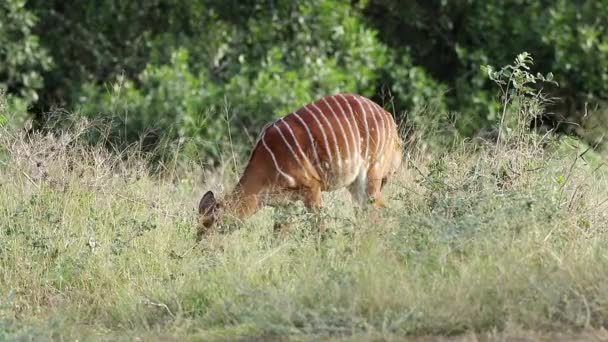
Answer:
198 93 403 237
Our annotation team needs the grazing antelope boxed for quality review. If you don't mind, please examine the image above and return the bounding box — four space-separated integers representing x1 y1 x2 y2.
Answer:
198 93 403 237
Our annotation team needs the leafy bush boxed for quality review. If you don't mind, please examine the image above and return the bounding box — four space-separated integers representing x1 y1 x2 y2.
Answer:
0 0 52 127
0 1 605 159
75 1 393 159
482 52 557 145
0 0 52 103
366 0 608 137
0 88 31 129
542 0 608 101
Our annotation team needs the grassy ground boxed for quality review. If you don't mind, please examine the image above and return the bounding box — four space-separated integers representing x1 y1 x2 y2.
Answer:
1 120 608 341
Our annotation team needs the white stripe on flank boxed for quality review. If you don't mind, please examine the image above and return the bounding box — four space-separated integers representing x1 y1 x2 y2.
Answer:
261 131 296 186
311 102 341 170
366 99 387 165
379 111 389 165
351 95 370 164
273 120 308 176
381 105 397 162
364 99 381 162
322 97 351 168
371 100 388 165
382 112 392 162
255 121 275 144
279 118 314 172
337 94 361 160
302 106 333 165
291 111 320 167
333 95 357 159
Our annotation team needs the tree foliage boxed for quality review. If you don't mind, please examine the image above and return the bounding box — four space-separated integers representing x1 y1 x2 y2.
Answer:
0 0 51 126
0 0 606 159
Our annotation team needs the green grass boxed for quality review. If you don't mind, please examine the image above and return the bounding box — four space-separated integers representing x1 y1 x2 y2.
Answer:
1 122 608 341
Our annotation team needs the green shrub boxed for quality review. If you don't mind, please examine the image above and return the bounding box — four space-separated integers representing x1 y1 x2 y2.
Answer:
0 1 604 156
0 0 52 104
0 0 52 128
75 1 393 160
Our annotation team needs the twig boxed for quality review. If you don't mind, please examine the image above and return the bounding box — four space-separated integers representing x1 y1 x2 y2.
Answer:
178 243 198 259
524 166 545 172
141 298 174 318
583 197 608 214
558 144 590 198
113 193 180 218
4 164 42 191
566 185 579 212
253 244 288 268
407 158 427 180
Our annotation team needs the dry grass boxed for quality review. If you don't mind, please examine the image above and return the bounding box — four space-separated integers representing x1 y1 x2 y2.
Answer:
1 116 608 341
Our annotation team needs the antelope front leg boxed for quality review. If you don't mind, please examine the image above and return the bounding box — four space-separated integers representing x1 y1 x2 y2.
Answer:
303 184 322 209
303 184 328 234
272 185 319 236
364 177 388 226
272 202 298 237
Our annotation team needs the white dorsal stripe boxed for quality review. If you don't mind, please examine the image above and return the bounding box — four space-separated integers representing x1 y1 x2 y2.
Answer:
337 94 362 160
279 117 314 172
302 106 333 164
311 102 341 170
273 120 308 176
322 97 351 167
291 111 320 167
261 131 296 186
351 95 370 164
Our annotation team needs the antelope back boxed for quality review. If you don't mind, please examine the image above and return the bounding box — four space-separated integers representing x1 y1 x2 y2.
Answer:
240 93 401 192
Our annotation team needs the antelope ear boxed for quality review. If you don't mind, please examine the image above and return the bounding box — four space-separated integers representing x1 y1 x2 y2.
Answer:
198 191 217 216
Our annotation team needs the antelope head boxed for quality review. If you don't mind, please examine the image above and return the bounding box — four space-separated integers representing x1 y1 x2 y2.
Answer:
197 190 224 237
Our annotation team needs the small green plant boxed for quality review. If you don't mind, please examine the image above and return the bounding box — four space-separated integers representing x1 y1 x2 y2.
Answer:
482 52 558 146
